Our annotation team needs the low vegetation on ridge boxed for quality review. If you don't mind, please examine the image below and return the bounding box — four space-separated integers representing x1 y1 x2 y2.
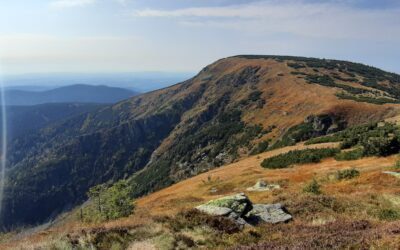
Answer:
264 122 400 170
260 148 340 169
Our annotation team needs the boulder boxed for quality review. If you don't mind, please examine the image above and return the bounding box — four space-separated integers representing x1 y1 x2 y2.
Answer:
199 193 253 216
195 194 292 228
246 180 280 192
196 205 232 216
246 203 292 224
195 193 253 227
228 212 248 227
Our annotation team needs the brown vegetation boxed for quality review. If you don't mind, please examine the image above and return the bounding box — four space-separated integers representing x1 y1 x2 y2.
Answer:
3 56 400 249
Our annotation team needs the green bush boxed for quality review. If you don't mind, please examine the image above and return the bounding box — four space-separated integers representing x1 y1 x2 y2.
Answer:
394 158 400 170
305 74 335 87
336 168 360 180
260 148 339 169
336 93 399 105
331 122 400 157
361 136 400 157
305 135 342 145
270 122 318 149
306 122 400 158
332 75 358 82
290 71 307 76
340 137 359 149
83 180 135 222
334 148 364 161
250 141 269 155
287 62 306 69
303 179 322 195
378 209 400 221
303 72 399 105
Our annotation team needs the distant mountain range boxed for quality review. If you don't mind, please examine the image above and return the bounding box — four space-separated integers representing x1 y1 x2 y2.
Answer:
3 72 194 93
4 84 137 106
2 103 105 140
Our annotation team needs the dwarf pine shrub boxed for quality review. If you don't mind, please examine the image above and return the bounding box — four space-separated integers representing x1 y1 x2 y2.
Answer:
261 148 339 169
303 179 322 195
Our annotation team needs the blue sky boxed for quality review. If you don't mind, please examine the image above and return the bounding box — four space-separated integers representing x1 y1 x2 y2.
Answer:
0 0 399 75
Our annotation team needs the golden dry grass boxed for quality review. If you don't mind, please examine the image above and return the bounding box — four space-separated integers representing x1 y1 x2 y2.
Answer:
2 141 400 249
147 57 400 155
3 56 400 249
136 142 398 217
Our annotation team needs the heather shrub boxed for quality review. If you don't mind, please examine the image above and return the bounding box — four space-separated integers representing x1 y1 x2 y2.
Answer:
166 209 241 234
378 209 400 221
336 168 360 180
394 158 400 170
303 179 322 195
334 148 364 161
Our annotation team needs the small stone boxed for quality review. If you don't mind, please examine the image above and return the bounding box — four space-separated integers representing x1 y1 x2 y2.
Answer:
247 203 292 224
247 180 280 192
210 187 218 193
256 180 267 188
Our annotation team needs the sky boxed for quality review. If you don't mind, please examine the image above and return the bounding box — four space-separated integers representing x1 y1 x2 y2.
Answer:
0 0 399 76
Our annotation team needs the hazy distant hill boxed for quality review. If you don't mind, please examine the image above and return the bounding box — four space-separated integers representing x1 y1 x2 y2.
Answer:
3 72 194 92
4 84 137 106
2 103 105 140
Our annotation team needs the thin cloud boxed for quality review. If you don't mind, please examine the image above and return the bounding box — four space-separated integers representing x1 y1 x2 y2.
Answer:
134 1 330 18
49 0 96 9
133 1 400 41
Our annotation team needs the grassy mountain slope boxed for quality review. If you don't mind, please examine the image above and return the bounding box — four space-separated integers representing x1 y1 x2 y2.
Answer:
129 55 400 196
2 140 399 249
2 55 400 229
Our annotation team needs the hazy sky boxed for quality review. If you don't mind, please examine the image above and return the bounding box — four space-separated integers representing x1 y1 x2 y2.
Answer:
0 0 399 75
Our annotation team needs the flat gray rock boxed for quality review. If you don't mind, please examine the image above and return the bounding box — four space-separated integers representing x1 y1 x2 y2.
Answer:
195 193 253 227
196 205 232 216
247 180 281 192
201 193 253 216
247 203 292 224
195 194 292 229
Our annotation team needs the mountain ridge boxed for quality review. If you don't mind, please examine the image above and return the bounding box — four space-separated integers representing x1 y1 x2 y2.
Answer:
4 84 137 106
2 55 400 229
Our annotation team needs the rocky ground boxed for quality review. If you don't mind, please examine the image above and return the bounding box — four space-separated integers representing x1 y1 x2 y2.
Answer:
196 192 292 227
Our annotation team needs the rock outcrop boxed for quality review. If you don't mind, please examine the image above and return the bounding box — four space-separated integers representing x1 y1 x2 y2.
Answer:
196 193 291 227
196 193 252 226
304 114 346 136
196 193 253 216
